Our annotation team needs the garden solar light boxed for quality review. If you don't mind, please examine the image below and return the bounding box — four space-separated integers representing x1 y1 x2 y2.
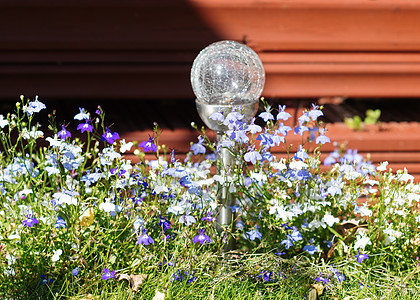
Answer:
191 40 265 250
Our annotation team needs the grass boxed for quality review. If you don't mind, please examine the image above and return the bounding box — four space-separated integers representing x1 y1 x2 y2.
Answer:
5 252 420 300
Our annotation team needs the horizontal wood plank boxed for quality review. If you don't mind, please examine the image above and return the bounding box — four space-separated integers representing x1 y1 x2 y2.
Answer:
2 0 420 99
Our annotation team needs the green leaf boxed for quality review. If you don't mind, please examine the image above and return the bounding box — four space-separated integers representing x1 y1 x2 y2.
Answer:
364 109 381 125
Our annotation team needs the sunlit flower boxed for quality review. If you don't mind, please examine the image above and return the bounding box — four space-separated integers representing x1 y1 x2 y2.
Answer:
102 268 115 280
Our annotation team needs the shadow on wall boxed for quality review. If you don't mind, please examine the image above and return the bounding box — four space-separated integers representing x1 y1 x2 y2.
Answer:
0 1 223 101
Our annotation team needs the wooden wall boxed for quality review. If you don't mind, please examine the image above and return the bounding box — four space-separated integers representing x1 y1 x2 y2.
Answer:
1 0 420 100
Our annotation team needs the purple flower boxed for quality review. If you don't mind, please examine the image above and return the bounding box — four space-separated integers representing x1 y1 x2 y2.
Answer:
137 230 154 245
314 272 330 284
201 212 215 222
57 125 71 140
139 137 157 152
102 268 115 280
158 216 171 231
72 267 80 276
22 216 39 228
277 105 292 121
101 128 120 144
77 121 93 133
355 250 369 263
260 271 274 282
193 228 211 245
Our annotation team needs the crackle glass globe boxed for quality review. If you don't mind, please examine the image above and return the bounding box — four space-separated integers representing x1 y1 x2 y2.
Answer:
191 40 265 105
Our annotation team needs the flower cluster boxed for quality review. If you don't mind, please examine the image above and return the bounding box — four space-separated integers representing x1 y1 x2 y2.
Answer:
0 96 419 297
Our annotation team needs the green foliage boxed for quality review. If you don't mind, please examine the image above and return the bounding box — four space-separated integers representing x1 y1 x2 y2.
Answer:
344 109 381 130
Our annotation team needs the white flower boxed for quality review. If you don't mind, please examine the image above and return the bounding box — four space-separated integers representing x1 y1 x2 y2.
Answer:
250 171 267 184
397 168 414 183
322 212 340 227
383 227 403 245
354 202 372 217
377 161 389 171
153 185 169 194
119 139 133 153
46 135 63 147
308 218 326 230
52 249 62 262
289 160 308 171
53 192 78 206
270 160 287 171
99 202 122 215
354 232 371 251
0 114 8 128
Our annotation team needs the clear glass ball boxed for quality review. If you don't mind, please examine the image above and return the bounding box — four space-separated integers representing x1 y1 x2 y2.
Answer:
191 40 265 105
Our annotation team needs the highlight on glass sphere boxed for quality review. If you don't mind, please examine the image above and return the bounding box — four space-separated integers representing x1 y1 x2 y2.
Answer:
191 40 265 106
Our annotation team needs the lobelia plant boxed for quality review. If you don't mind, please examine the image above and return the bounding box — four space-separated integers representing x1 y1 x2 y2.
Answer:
0 96 419 298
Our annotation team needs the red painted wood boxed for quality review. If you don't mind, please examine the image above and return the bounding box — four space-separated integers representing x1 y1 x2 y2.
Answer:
2 0 420 99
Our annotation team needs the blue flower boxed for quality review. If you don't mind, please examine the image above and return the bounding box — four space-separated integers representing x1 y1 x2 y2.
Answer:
308 103 324 121
57 125 71 140
101 127 120 144
25 96 46 115
259 106 274 122
72 267 81 276
171 270 197 284
260 271 274 282
294 125 309 136
137 230 154 246
245 226 262 241
277 105 292 121
303 240 319 255
274 249 286 256
158 216 171 231
179 214 196 226
139 137 157 152
358 280 370 289
248 117 262 134
55 216 67 229
74 107 90 120
209 111 225 122
315 128 330 145
190 136 206 155
281 238 293 249
39 274 53 285
193 228 211 245
102 268 115 280
244 149 262 165
355 250 369 263
77 121 93 133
